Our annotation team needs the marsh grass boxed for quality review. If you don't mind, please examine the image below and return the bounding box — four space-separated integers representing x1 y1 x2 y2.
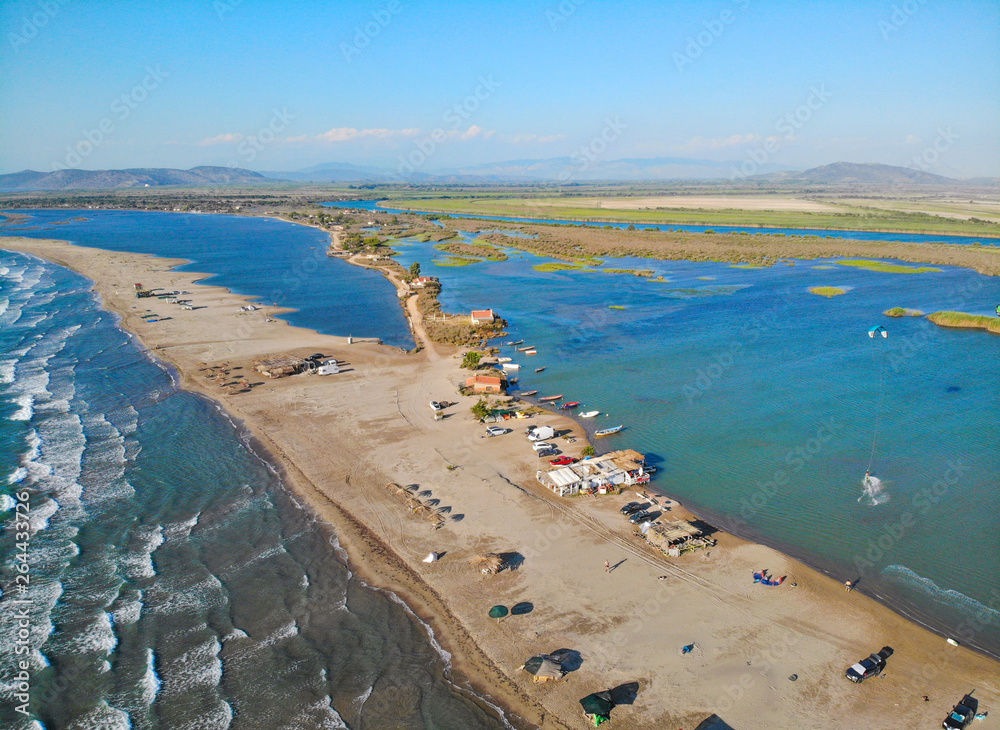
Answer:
927 311 1000 334
810 286 847 297
837 259 942 274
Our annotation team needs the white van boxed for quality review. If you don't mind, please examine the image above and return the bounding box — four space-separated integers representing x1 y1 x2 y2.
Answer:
527 425 555 441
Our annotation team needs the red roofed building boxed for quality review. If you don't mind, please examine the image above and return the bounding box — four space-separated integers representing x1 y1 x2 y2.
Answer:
470 309 496 324
412 276 439 288
465 374 503 394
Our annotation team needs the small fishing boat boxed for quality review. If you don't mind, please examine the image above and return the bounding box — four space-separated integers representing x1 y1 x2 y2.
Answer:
497 357 512 363
506 340 524 346
580 410 600 418
535 367 546 373
560 402 580 409
517 345 534 352
594 425 623 437
502 363 520 371
524 349 537 355
538 394 563 402
518 390 538 396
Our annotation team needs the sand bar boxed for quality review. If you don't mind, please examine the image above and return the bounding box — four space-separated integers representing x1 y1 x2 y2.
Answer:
3 235 998 729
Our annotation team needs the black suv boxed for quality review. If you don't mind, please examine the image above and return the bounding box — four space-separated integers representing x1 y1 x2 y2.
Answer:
845 646 894 683
620 502 643 516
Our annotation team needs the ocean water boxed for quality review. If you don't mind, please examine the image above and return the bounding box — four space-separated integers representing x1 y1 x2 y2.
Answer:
0 250 506 728
382 228 1000 660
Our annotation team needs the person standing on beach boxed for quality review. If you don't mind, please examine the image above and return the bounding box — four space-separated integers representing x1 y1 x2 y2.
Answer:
604 560 611 573
845 580 854 592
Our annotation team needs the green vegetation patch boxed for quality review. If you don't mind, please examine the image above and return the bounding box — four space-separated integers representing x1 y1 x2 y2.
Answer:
837 259 942 274
609 305 626 310
730 263 767 269
884 307 925 317
533 262 586 272
434 256 481 267
927 311 1000 334
810 286 847 298
697 276 716 280
811 265 836 269
602 268 656 277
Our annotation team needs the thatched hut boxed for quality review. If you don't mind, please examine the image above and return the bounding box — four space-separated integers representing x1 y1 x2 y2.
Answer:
253 355 306 378
645 520 701 551
471 553 506 575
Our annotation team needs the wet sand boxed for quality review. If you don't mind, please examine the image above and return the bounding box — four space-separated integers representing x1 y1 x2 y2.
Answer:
3 235 998 730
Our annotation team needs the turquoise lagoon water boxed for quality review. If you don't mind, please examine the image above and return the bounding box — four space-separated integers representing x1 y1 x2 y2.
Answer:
0 218 508 728
381 225 1000 660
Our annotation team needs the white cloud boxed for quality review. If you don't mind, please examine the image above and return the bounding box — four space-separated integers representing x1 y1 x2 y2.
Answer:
509 133 566 144
459 125 496 140
199 133 243 146
308 127 421 142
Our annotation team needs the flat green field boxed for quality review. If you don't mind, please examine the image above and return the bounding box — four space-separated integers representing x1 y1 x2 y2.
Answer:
384 196 1000 238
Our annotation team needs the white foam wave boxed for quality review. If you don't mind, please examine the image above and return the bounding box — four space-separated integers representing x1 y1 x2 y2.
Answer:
161 636 223 695
64 700 131 730
261 619 299 647
9 392 33 421
163 513 200 542
285 696 350 729
142 648 160 706
28 498 59 532
112 594 143 625
882 565 1000 622
0 358 13 384
6 466 27 484
0 495 14 512
121 524 164 580
174 701 232 730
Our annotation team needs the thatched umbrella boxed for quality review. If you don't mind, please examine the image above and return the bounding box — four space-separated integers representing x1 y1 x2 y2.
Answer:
471 553 505 575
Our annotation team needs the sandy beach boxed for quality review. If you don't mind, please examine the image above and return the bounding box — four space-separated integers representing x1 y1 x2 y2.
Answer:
2 235 997 729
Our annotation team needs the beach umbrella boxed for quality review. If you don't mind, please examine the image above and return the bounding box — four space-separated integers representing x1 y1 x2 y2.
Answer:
488 605 508 623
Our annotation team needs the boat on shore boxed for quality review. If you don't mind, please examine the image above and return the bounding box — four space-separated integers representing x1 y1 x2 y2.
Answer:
538 394 563 402
594 425 623 437
580 410 600 418
518 390 538 396
560 402 580 409
497 357 512 363
535 367 545 373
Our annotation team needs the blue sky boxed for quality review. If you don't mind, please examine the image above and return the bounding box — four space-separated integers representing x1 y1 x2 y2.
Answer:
1 0 998 176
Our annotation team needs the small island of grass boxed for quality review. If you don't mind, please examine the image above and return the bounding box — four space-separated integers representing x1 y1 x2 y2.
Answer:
810 286 847 298
434 255 482 267
533 262 585 272
884 307 925 317
926 311 1000 335
609 305 626 310
837 259 942 274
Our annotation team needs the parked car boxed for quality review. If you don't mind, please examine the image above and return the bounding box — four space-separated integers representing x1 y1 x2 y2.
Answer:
531 441 555 452
430 401 444 412
943 691 978 729
486 426 507 437
537 449 557 458
620 502 644 516
549 455 576 466
628 510 654 525
845 646 894 683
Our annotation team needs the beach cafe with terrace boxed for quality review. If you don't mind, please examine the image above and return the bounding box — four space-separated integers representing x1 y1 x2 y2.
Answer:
536 449 649 497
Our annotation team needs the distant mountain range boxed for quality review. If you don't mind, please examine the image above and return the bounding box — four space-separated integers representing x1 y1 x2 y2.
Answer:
1 160 994 191
757 162 958 185
261 156 790 183
0 166 273 191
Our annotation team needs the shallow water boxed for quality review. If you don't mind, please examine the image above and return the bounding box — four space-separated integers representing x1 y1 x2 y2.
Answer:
382 231 1000 659
0 250 505 729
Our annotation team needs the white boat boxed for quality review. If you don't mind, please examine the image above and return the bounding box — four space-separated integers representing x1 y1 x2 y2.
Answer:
497 357 513 363
502 363 520 371
580 410 600 418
